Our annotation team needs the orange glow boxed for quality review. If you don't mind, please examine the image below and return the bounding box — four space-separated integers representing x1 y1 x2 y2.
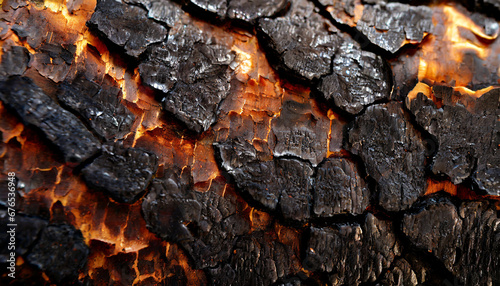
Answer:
425 178 500 203
416 5 500 87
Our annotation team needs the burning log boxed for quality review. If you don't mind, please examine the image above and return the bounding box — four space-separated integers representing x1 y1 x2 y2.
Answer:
0 0 499 285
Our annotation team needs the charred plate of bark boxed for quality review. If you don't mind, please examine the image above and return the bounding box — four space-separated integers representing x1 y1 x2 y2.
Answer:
348 102 427 212
57 75 135 141
82 143 158 204
139 21 236 133
187 0 290 25
0 40 30 78
0 211 47 261
403 197 500 285
142 167 250 269
26 224 89 284
124 0 183 27
319 0 433 53
31 43 75 83
0 76 101 165
88 0 168 57
304 213 400 285
257 0 343 81
378 258 419 286
406 86 499 196
313 157 370 217
216 138 314 221
208 231 299 286
272 100 330 166
317 40 391 114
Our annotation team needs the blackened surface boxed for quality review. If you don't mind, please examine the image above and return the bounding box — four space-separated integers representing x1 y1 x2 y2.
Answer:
272 100 330 166
348 102 427 211
403 197 500 285
378 258 418 286
0 212 47 261
208 231 298 286
0 41 29 78
227 0 290 24
320 0 433 53
313 157 369 217
88 0 168 57
31 43 75 83
317 41 390 114
58 75 135 141
0 76 101 164
304 213 400 285
406 88 499 195
26 224 89 284
257 0 343 80
139 22 235 133
124 0 183 27
82 144 158 203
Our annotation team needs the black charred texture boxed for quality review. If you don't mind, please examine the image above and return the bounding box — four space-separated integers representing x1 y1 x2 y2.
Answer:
11 7 50 49
142 167 249 268
348 102 427 211
208 231 298 286
402 198 500 285
227 0 290 25
257 0 343 81
189 0 228 18
26 224 89 284
31 43 75 83
304 213 400 285
216 138 314 221
406 88 499 196
82 144 158 203
272 100 330 166
276 158 313 221
313 157 370 217
188 0 290 24
124 0 183 27
0 76 101 164
0 212 47 261
0 41 29 77
139 22 235 133
320 0 433 53
57 76 135 141
88 0 168 57
378 258 419 286
317 41 390 114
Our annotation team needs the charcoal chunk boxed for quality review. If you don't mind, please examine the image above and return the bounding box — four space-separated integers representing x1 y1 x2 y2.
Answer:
0 76 101 164
140 22 235 132
82 144 158 203
58 76 135 140
348 102 427 211
209 231 298 286
403 198 500 285
216 138 314 221
27 224 89 283
313 158 369 217
0 212 47 261
276 158 313 221
272 100 330 166
0 41 30 77
142 167 249 268
406 87 499 195
189 0 228 18
31 43 75 83
227 0 290 24
88 0 168 57
257 0 343 80
124 0 183 27
304 213 400 285
317 41 390 114
378 258 418 286
321 1 433 53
